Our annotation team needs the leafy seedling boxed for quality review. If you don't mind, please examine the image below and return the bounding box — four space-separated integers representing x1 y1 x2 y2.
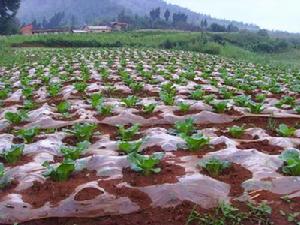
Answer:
175 118 195 136
57 101 71 114
1 144 24 164
68 123 97 141
143 103 157 114
178 102 191 113
42 159 75 182
90 93 103 108
199 157 231 177
74 82 88 93
127 152 164 176
60 141 90 160
16 127 40 143
118 124 140 141
118 141 142 154
276 124 296 137
5 111 28 125
279 149 300 176
122 95 138 107
211 101 228 113
228 125 245 138
183 133 209 151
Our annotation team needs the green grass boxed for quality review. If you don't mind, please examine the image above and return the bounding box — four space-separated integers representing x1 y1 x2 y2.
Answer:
1 31 300 69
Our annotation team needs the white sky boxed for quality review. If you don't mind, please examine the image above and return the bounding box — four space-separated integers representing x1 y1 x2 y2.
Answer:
166 0 300 33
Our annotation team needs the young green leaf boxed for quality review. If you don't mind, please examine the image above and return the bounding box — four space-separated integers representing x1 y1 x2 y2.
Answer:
43 159 75 182
276 124 296 137
5 111 28 125
118 141 142 154
183 133 209 151
60 141 90 160
1 144 24 164
228 125 245 138
199 157 231 177
127 152 164 176
17 127 40 143
143 104 157 114
68 123 97 141
118 124 140 141
175 118 195 136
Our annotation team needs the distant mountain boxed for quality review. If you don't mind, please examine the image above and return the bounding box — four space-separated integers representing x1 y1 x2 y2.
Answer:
17 0 260 30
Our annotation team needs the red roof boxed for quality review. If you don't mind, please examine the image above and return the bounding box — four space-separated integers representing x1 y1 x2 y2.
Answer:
21 24 33 32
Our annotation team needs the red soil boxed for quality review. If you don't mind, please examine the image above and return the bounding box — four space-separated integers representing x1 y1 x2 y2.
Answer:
21 170 98 208
238 140 284 155
122 160 185 187
201 163 252 197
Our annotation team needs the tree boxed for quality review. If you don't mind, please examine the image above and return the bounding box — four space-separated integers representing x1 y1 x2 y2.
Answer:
42 12 65 29
164 9 170 22
173 13 188 26
226 23 239 32
257 29 269 37
70 15 77 29
0 0 21 34
209 23 226 32
149 7 160 21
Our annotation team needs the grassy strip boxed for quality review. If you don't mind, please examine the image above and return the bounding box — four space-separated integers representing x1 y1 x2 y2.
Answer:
2 31 300 68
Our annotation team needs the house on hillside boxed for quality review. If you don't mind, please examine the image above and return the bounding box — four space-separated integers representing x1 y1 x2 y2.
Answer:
20 24 70 35
20 24 33 35
110 22 128 31
84 26 112 33
32 28 70 35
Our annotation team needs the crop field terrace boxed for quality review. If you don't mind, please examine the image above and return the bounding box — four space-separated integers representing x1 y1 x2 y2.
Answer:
0 48 300 224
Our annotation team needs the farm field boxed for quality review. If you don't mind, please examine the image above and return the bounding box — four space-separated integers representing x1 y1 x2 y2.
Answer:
1 48 300 224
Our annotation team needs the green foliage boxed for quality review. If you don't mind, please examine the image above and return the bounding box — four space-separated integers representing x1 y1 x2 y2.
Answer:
127 152 164 176
234 95 251 107
0 89 9 100
97 104 113 116
5 111 28 124
130 82 144 93
47 83 61 97
118 124 140 141
74 82 88 93
0 163 12 189
276 124 296 137
1 144 24 164
186 202 246 225
122 95 138 107
276 96 296 108
23 100 37 110
60 141 90 160
57 101 71 114
43 159 75 182
68 123 97 141
228 125 245 138
118 141 142 154
279 149 300 176
183 133 209 151
16 127 40 143
190 89 204 100
178 102 191 113
175 118 195 136
248 102 264 113
211 101 228 113
199 157 231 176
247 202 272 224
90 93 103 108
143 103 157 114
160 91 175 106
255 94 266 103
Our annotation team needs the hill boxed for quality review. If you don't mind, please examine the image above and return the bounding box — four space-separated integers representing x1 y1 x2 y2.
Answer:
17 0 259 30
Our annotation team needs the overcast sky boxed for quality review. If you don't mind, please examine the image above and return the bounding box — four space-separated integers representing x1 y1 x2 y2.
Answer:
166 0 299 33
